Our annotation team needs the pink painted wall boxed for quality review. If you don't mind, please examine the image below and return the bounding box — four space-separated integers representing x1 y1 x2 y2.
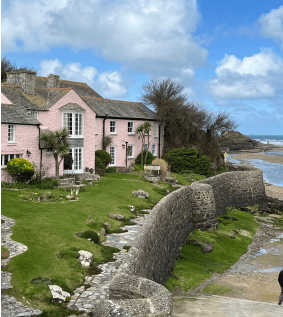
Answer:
39 89 96 176
1 93 13 104
95 119 163 167
1 124 41 181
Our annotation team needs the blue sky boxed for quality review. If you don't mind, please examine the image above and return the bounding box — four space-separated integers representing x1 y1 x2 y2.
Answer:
2 0 283 135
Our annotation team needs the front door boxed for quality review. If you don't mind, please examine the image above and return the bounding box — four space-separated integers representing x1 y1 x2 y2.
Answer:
63 147 83 173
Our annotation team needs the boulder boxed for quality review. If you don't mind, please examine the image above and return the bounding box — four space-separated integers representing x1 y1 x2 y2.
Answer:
201 244 214 253
129 205 136 213
108 214 125 221
104 222 111 228
78 250 93 267
101 228 106 235
48 285 70 303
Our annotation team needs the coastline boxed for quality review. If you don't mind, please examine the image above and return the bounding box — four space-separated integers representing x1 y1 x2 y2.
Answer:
229 150 283 165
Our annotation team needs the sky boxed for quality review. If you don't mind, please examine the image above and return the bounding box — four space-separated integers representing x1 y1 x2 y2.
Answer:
1 0 283 135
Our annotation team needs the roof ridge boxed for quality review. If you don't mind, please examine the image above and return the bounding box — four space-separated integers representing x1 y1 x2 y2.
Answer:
83 96 142 104
36 75 87 85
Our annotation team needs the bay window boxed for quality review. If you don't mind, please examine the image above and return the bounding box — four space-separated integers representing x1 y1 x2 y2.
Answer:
63 112 83 137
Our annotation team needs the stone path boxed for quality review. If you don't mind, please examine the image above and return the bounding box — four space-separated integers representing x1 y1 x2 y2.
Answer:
67 211 151 312
1 215 42 317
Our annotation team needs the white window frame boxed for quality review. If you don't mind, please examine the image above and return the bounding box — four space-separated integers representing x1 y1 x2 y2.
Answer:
110 120 116 134
46 148 53 154
95 119 98 134
62 112 84 137
30 111 38 119
8 125 15 143
128 121 134 134
153 123 158 138
152 144 156 156
109 145 116 166
127 145 134 158
63 147 83 173
1 154 21 168
144 144 148 151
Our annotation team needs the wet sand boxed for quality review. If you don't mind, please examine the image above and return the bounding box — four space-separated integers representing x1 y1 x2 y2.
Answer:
229 148 283 165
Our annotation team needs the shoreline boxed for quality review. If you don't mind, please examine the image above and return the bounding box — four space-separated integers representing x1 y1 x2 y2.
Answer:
229 147 283 165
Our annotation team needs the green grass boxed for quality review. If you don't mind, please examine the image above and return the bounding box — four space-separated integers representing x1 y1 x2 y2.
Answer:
165 208 258 292
1 173 168 311
203 283 234 295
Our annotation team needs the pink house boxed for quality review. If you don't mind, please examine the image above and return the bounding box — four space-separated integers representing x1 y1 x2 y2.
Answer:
1 71 163 181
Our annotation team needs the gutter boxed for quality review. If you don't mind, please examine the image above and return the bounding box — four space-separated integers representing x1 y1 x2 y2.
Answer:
37 125 43 178
102 114 108 149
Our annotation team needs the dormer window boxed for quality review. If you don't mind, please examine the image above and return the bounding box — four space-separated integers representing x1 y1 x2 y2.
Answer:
30 111 38 119
63 112 83 137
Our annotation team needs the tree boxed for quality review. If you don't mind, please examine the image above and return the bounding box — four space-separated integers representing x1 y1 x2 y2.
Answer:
1 57 37 82
39 128 70 180
141 78 238 161
135 123 146 165
143 122 152 164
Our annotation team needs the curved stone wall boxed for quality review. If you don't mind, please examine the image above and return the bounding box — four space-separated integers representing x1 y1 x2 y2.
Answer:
94 168 266 316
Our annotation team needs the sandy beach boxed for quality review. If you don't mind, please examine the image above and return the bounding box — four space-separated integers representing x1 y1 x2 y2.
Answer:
229 147 283 165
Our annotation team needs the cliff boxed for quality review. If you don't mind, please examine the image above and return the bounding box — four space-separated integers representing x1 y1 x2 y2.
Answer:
219 130 276 152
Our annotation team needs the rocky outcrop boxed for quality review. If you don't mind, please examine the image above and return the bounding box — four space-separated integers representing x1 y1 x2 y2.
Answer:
219 130 276 152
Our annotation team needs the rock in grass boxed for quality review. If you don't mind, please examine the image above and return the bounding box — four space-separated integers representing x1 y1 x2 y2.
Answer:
104 222 111 228
129 205 136 213
201 244 214 253
108 214 125 221
101 228 106 235
49 285 70 303
78 250 93 267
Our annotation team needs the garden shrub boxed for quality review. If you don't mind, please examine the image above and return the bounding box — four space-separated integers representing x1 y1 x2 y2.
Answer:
95 156 106 175
80 230 99 244
95 150 112 168
106 167 116 173
151 158 168 177
135 150 155 165
164 147 211 175
6 158 35 182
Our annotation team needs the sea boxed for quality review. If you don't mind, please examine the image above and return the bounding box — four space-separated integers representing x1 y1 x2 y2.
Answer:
227 135 283 187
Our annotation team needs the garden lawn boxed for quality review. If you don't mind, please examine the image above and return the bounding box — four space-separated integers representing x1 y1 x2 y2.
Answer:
165 208 258 292
1 173 168 311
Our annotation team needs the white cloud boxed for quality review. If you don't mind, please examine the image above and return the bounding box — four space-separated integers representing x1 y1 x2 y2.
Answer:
259 5 283 48
39 59 98 85
39 59 127 98
98 71 127 98
209 49 283 99
2 0 207 76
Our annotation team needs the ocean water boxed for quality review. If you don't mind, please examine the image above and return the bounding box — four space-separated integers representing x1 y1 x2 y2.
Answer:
226 135 283 187
246 134 283 146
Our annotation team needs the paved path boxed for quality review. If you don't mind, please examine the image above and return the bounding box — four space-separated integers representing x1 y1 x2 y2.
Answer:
173 295 283 317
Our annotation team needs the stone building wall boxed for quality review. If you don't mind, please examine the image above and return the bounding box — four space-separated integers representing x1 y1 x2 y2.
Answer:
94 168 266 316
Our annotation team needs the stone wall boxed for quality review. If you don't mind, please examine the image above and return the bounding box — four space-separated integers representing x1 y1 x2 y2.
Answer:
94 168 266 316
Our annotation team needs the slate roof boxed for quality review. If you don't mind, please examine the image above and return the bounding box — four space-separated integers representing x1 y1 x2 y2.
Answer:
1 104 41 125
59 103 86 112
82 97 159 121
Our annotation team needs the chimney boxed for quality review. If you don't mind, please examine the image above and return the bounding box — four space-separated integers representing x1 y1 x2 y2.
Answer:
47 74 60 88
7 71 36 95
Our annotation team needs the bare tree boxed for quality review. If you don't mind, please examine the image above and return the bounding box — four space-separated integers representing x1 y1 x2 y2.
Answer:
1 57 37 82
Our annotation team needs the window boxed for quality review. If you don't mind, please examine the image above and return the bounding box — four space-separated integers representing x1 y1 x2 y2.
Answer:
30 111 38 119
152 144 156 156
46 148 53 154
110 121 116 134
144 144 148 151
109 146 116 166
8 125 15 143
127 145 134 158
153 123 158 138
128 121 134 134
63 112 83 137
1 154 21 168
95 119 98 134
